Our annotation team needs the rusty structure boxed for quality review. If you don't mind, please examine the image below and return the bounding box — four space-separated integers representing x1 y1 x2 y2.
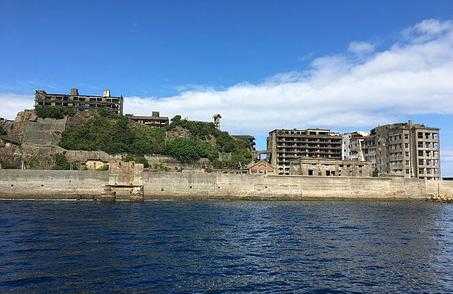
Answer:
35 88 123 115
126 112 169 127
267 129 342 175
363 122 440 179
289 158 372 177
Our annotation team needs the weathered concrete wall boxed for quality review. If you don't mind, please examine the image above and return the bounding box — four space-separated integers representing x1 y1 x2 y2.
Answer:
0 170 107 200
142 172 428 200
0 169 449 201
426 180 453 199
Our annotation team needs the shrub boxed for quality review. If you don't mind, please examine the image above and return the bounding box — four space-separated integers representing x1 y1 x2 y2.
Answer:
123 155 150 168
54 153 71 170
164 138 218 163
35 105 76 119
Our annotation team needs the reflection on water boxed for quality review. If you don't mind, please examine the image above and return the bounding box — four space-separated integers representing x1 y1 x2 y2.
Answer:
0 201 452 292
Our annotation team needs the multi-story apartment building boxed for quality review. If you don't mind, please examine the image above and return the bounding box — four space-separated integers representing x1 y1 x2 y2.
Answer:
126 112 169 127
267 129 342 175
35 88 123 115
342 131 368 161
363 122 440 180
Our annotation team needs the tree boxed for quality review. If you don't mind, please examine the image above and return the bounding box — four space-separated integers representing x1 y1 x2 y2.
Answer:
35 105 76 119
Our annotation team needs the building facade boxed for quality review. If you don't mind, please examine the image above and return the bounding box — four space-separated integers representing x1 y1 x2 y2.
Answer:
35 88 123 115
247 161 275 175
289 158 372 177
342 131 368 161
267 129 342 175
363 122 440 180
126 112 169 127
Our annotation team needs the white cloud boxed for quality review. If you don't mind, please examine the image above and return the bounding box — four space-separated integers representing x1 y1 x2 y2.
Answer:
348 41 375 55
0 93 34 120
1 19 453 137
122 19 453 134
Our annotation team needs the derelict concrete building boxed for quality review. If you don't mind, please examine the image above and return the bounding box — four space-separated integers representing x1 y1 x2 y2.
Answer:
126 112 169 127
363 122 440 180
35 88 123 115
267 129 342 175
289 158 372 177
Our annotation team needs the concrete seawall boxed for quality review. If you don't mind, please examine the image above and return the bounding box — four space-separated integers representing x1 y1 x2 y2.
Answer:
1 169 452 201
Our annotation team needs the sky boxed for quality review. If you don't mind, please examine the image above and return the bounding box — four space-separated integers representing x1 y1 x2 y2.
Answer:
0 0 452 176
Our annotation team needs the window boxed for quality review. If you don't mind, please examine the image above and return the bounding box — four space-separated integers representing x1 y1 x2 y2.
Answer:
418 150 423 156
405 143 408 148
405 152 409 157
308 169 314 176
406 169 410 174
418 133 423 139
419 159 424 165
404 134 409 139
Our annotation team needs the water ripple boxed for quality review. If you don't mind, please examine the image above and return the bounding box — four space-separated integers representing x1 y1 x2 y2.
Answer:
0 200 452 292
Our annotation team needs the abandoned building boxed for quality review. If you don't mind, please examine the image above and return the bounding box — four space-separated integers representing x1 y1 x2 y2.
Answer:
213 113 222 129
267 129 342 175
247 160 274 175
289 158 372 177
363 122 440 180
342 131 368 161
35 88 123 115
126 112 169 127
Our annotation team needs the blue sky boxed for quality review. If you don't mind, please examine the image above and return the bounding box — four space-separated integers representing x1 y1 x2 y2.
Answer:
1 0 452 175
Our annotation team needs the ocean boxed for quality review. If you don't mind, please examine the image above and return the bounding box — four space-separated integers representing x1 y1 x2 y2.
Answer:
0 200 452 293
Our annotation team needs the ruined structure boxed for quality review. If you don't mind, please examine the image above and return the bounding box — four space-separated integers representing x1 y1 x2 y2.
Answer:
126 112 169 127
289 158 372 177
342 132 368 161
363 122 440 180
101 160 144 201
213 113 222 129
247 160 274 175
267 129 342 175
35 88 123 115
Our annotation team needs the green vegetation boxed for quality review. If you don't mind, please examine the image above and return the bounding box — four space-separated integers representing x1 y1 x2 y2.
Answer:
54 153 71 170
60 111 253 169
35 105 76 119
123 155 150 168
164 138 218 163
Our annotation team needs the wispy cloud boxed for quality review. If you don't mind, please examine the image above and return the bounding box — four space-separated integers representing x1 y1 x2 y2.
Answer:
122 19 453 133
1 19 453 136
0 93 34 119
348 41 375 55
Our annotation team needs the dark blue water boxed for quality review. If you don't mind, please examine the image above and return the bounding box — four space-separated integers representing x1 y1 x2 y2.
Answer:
0 201 452 293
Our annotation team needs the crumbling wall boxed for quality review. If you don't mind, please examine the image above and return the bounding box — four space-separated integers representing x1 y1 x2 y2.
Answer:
108 160 143 186
22 117 67 146
21 144 66 169
65 150 113 164
7 110 37 142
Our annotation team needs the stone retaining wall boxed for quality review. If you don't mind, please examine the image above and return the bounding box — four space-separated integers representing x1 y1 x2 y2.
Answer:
0 170 107 200
1 169 448 201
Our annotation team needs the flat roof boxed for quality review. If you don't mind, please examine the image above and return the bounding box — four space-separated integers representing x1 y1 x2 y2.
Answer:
128 115 169 121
